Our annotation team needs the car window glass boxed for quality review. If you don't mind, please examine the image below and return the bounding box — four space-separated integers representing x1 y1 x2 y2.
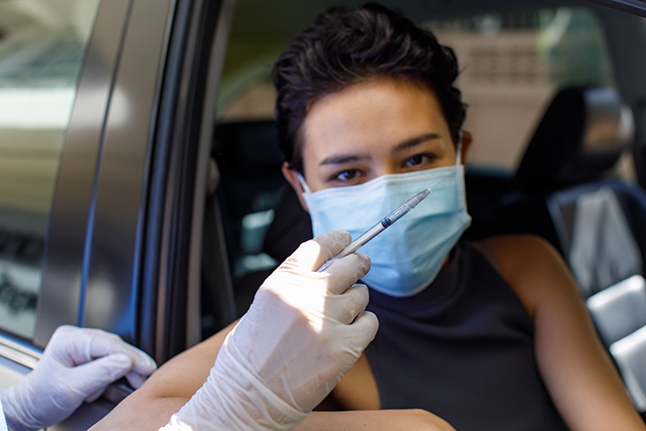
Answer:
425 7 616 172
0 0 101 340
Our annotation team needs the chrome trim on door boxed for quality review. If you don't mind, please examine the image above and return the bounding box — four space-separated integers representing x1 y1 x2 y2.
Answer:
0 334 41 369
36 0 134 348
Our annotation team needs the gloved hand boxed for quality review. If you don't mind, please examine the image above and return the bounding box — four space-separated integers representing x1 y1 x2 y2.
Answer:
0 325 157 431
162 231 379 431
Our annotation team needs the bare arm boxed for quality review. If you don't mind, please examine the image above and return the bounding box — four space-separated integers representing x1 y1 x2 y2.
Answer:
486 234 646 431
92 323 452 431
295 409 454 431
91 323 452 431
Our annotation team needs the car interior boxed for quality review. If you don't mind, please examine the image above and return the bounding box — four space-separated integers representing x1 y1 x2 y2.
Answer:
201 0 646 417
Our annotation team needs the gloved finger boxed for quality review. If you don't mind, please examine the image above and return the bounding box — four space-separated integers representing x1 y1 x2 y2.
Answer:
344 311 379 354
85 387 105 403
86 370 148 400
125 350 156 377
281 231 351 272
324 284 370 324
44 325 93 364
82 355 133 402
62 353 133 402
89 331 157 376
311 231 352 269
321 252 371 295
125 370 147 389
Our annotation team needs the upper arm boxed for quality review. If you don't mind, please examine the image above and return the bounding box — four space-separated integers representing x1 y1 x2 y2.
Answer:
294 410 455 431
485 235 645 431
140 320 236 398
90 320 237 431
326 353 381 410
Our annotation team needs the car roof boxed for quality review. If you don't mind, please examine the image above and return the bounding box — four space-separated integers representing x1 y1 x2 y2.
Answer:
585 0 646 17
232 0 584 39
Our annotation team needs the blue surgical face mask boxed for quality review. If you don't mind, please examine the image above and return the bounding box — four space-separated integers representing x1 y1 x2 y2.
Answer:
300 154 471 297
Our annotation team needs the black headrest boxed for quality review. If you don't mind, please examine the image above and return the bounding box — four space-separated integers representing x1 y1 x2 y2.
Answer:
514 86 634 192
213 120 287 221
263 186 312 263
213 120 283 172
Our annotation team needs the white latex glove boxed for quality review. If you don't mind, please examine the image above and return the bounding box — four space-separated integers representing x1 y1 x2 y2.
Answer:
162 231 379 431
0 325 157 431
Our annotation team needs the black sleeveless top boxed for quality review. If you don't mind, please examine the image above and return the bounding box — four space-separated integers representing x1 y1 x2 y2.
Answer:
364 240 570 431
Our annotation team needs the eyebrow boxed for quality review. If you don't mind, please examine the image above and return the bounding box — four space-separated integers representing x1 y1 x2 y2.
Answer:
319 133 442 166
392 133 442 153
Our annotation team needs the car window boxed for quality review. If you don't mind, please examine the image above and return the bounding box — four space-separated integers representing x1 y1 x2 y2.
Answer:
0 0 101 340
425 7 616 172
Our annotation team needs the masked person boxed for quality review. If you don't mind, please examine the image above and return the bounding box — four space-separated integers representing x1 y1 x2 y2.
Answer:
270 4 644 430
0 325 157 431
91 3 644 431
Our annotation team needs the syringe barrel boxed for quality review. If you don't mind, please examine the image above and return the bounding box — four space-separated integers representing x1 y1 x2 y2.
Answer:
338 223 384 257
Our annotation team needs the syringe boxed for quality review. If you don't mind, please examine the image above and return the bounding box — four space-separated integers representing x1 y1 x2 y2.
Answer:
317 184 437 272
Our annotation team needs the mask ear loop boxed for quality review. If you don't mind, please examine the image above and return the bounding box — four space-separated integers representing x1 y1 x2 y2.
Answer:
456 131 463 166
296 172 312 194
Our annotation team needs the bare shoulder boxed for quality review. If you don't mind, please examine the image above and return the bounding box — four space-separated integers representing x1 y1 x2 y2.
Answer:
479 234 579 318
479 240 646 430
481 234 560 267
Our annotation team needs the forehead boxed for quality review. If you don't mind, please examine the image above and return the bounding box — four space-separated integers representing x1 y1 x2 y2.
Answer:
301 78 451 162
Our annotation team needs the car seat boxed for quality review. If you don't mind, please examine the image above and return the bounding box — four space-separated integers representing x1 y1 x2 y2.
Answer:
202 158 237 337
497 86 635 251
500 85 646 411
211 120 289 316
505 85 642 295
262 184 312 263
587 274 646 348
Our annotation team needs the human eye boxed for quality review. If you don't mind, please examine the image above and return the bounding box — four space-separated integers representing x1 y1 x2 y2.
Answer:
330 169 363 184
403 153 435 168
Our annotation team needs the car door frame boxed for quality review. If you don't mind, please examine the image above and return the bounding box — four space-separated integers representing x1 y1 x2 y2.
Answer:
0 0 237 427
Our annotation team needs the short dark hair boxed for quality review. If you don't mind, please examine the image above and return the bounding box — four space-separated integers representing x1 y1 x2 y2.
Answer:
272 2 467 173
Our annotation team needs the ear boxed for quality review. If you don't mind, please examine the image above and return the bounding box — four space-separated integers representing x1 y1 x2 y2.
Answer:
281 162 310 213
459 131 473 165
